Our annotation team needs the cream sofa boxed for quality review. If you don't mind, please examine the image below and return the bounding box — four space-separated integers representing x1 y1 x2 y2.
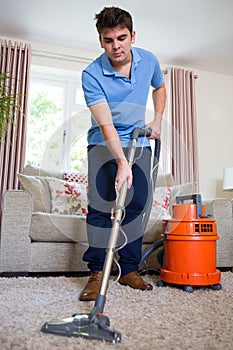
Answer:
203 198 233 269
0 165 199 275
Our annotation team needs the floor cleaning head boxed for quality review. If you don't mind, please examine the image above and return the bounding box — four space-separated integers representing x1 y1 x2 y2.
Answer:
41 310 121 344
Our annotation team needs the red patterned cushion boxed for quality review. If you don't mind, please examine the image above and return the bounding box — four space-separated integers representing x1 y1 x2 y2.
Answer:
150 186 172 220
46 177 88 216
63 171 88 187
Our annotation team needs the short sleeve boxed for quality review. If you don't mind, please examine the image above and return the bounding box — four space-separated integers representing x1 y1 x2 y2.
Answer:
82 70 106 107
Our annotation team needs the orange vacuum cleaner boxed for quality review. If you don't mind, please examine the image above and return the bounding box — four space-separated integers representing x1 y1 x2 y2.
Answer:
157 194 222 293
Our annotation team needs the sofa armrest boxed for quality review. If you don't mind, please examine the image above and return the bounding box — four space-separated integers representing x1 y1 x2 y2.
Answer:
0 190 33 273
203 198 232 219
203 198 233 268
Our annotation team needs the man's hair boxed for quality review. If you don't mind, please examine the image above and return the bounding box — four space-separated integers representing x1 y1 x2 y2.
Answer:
95 7 133 35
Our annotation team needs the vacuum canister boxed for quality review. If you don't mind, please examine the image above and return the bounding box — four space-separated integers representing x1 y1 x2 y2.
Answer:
159 194 221 292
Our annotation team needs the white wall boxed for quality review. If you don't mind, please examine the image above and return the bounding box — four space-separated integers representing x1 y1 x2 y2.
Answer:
195 70 233 199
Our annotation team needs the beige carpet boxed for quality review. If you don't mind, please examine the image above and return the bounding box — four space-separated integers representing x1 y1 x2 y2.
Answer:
0 272 233 350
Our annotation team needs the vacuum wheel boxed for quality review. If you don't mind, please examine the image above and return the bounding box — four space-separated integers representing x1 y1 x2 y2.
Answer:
183 285 194 293
156 280 166 287
210 283 222 291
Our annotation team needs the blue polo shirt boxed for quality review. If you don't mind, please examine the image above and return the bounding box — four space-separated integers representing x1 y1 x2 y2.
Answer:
82 47 163 147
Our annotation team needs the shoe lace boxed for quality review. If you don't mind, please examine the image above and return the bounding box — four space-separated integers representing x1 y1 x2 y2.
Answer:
89 272 102 283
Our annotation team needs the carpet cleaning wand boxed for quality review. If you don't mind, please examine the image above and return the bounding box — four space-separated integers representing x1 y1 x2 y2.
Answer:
41 127 151 344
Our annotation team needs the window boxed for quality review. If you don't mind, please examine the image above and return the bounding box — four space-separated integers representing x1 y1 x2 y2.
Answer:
26 65 89 172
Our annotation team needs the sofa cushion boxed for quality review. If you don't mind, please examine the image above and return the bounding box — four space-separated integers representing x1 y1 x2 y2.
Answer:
46 177 88 216
23 164 63 179
17 173 51 212
63 171 88 187
144 186 171 243
151 186 171 220
30 212 87 242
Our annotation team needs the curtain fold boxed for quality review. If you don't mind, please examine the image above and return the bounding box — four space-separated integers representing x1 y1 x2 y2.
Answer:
162 67 199 186
0 39 31 210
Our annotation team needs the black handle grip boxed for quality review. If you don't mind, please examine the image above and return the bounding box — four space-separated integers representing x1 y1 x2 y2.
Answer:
132 127 152 140
176 194 203 218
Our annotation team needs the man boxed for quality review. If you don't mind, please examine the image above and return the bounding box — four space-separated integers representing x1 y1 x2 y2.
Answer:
79 6 166 301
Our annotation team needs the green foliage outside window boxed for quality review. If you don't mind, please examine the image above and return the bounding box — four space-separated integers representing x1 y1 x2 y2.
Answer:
26 84 88 172
26 90 62 168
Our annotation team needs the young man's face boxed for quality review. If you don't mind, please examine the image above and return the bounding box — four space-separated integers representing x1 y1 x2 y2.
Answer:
99 26 135 66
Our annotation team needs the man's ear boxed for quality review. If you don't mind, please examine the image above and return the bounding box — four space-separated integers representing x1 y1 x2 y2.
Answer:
131 31 136 44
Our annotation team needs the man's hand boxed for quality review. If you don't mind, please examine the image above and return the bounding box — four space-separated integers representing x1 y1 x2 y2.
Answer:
146 113 162 139
115 158 133 191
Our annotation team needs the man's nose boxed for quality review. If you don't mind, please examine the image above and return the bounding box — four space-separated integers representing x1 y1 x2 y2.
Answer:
112 40 120 49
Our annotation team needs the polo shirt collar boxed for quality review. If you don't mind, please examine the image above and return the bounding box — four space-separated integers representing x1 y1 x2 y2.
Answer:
101 47 141 77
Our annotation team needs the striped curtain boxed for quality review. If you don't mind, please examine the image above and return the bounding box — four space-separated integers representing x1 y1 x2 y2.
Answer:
162 67 199 186
0 40 31 211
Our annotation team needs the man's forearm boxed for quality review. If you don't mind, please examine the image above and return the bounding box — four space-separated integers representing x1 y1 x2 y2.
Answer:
89 103 132 189
89 102 126 162
99 124 127 163
146 82 166 139
152 82 166 118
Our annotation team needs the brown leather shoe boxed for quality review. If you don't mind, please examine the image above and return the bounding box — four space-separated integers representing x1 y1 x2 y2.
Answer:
119 271 153 290
79 271 102 301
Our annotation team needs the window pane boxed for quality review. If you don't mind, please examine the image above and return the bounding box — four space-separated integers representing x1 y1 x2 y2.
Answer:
70 133 88 172
69 109 91 172
26 80 64 169
75 86 86 107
